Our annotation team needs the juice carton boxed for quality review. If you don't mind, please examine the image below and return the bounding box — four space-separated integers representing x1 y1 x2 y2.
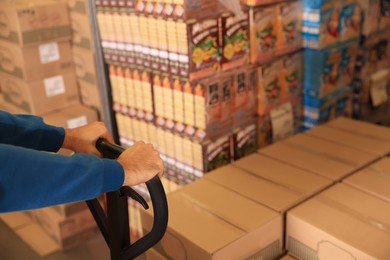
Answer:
282 50 303 96
340 0 362 42
358 0 380 36
339 40 359 86
380 0 390 29
276 1 302 56
220 11 250 71
302 0 342 49
250 5 279 63
232 123 258 160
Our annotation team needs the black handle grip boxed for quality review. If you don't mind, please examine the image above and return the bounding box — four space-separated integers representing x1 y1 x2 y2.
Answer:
95 138 168 259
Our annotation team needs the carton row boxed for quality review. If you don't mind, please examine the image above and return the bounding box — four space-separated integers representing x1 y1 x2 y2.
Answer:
141 117 390 259
97 4 249 80
109 64 258 140
115 108 258 184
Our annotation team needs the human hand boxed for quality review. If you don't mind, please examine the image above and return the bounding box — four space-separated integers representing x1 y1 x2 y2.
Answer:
62 122 114 157
117 141 164 187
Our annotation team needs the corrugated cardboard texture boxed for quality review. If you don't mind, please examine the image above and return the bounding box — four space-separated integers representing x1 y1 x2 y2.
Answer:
306 124 390 156
344 157 390 202
70 12 94 50
326 117 390 144
0 1 71 46
234 153 332 197
141 178 282 260
72 46 97 84
287 184 390 259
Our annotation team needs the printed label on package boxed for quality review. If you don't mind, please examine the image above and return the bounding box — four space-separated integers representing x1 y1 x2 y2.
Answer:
67 116 88 129
44 75 65 97
270 102 294 141
39 42 60 64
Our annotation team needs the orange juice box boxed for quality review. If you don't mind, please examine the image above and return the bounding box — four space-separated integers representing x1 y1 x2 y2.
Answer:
141 69 153 113
152 72 165 118
219 72 235 125
183 79 196 127
172 76 185 124
281 50 303 96
233 122 258 160
132 68 145 111
221 11 250 71
250 5 279 64
276 1 302 56
124 67 136 109
162 74 175 120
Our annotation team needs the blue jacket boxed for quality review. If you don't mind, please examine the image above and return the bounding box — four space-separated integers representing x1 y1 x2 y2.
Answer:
0 110 124 213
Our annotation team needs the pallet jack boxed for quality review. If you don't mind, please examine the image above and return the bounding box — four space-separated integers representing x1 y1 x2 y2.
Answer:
86 138 168 260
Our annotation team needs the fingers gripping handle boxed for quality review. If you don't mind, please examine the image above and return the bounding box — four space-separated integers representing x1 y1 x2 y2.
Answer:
95 138 168 259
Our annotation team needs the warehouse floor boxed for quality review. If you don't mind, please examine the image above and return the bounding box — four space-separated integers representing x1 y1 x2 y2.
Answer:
0 220 145 260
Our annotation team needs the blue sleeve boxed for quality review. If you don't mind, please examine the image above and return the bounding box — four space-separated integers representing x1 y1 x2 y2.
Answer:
0 144 125 213
0 110 65 152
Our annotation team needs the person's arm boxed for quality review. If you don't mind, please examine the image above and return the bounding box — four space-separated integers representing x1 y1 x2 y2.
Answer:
0 110 65 152
0 143 124 213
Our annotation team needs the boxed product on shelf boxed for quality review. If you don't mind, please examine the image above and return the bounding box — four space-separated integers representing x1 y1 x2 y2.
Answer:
302 0 362 49
303 40 358 98
359 0 381 36
344 157 390 202
249 1 301 64
140 178 283 260
257 50 302 116
232 122 258 160
286 184 390 259
303 85 353 129
305 120 390 156
259 133 379 181
72 46 98 86
0 40 74 81
380 0 390 29
0 0 72 46
205 163 331 214
0 71 79 115
257 95 302 148
220 11 250 70
29 207 100 251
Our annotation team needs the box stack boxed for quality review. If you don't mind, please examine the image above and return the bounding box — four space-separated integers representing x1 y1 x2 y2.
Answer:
352 1 390 125
301 0 362 129
95 0 261 185
65 0 103 114
245 0 303 147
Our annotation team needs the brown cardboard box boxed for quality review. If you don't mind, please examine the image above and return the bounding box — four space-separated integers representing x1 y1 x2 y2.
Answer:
29 207 98 250
67 0 89 15
42 103 99 128
141 179 283 259
326 117 390 144
145 248 168 260
0 71 79 115
69 11 94 50
344 157 390 202
234 154 332 199
0 40 73 81
78 80 102 114
0 0 71 46
259 134 379 181
72 46 97 85
306 123 390 156
286 184 390 259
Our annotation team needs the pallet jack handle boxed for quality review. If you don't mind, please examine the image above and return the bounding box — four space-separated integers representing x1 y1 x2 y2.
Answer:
86 138 168 260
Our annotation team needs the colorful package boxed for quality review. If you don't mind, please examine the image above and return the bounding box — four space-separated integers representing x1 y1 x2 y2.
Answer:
380 0 390 29
358 0 380 36
340 0 362 42
232 123 258 160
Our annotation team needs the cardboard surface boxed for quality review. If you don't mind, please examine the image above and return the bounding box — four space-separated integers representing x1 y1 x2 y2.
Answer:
306 123 390 156
0 0 71 46
286 184 390 259
326 117 390 144
72 46 97 85
234 153 332 197
77 80 102 114
0 40 73 81
0 71 79 115
141 178 282 260
205 164 307 212
259 133 379 181
69 11 94 50
344 157 390 202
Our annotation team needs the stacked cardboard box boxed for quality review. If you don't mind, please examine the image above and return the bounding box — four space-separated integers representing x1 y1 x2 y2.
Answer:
0 0 79 115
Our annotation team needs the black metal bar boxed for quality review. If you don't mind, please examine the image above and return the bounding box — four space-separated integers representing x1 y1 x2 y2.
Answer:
86 199 109 246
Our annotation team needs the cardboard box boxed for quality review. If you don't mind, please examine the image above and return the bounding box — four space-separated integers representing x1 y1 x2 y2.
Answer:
0 0 71 46
69 11 94 50
205 163 328 214
72 46 97 85
344 157 390 202
326 117 390 144
0 71 79 115
145 248 168 260
259 133 378 181
78 80 102 114
0 40 73 81
29 207 98 249
286 184 390 259
141 178 283 260
234 153 332 199
305 122 390 156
